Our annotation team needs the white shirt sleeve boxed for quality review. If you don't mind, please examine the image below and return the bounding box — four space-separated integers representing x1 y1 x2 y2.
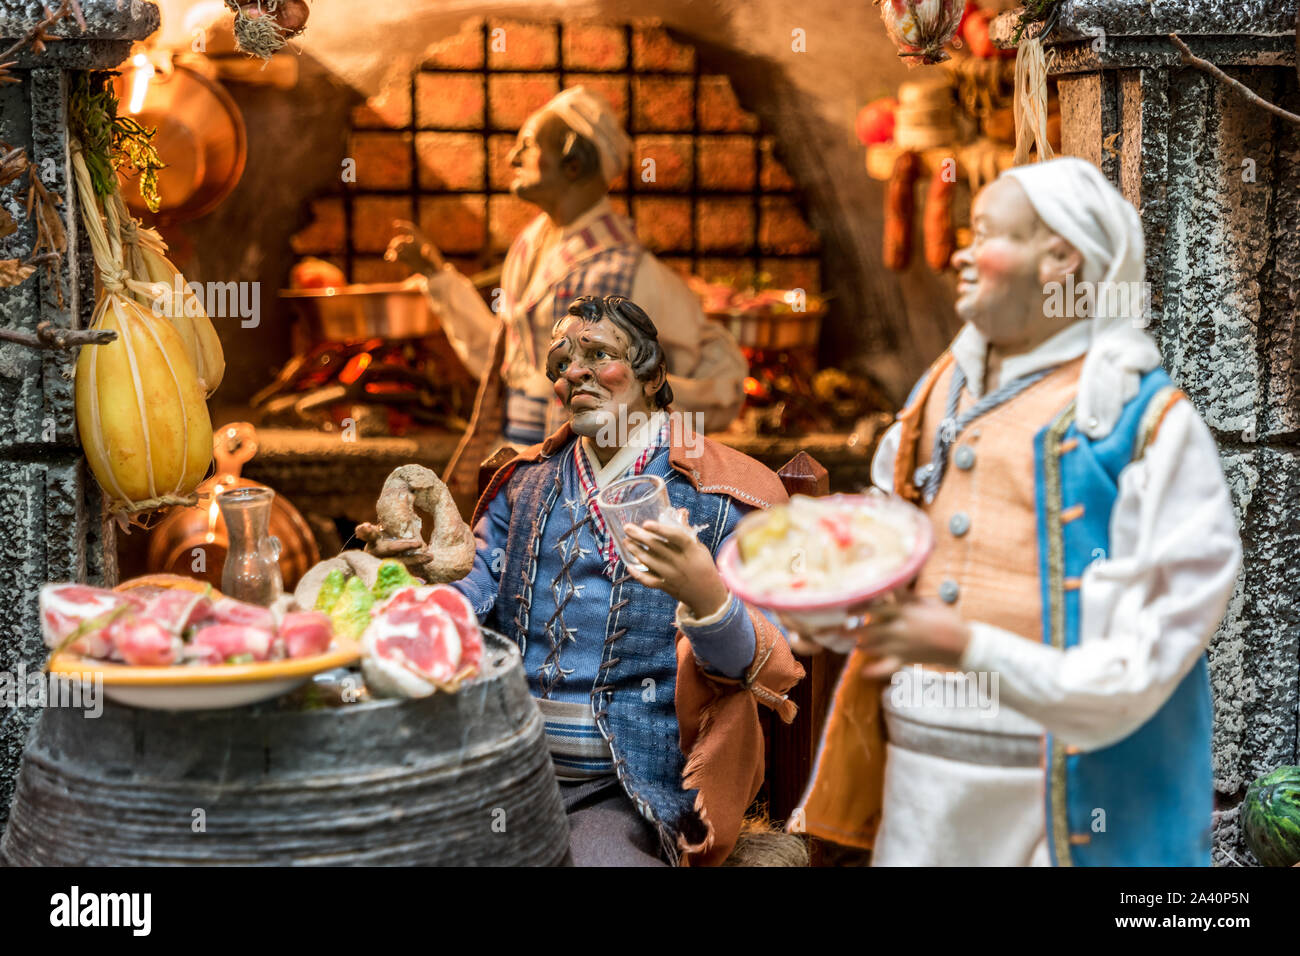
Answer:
630 256 747 431
415 266 498 380
959 398 1242 752
872 421 903 491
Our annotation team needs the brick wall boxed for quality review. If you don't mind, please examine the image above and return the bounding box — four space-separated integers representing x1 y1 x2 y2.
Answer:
291 18 821 296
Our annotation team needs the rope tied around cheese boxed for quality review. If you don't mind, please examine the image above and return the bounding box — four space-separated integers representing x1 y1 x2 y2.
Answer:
69 139 212 523
70 142 164 302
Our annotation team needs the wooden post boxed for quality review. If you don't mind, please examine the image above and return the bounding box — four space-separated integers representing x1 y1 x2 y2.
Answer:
766 452 838 829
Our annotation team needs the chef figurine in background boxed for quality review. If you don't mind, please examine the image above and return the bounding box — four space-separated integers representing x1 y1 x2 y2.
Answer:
387 86 747 513
792 157 1241 866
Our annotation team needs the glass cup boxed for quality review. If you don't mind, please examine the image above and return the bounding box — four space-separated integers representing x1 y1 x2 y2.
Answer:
217 486 283 606
596 475 680 573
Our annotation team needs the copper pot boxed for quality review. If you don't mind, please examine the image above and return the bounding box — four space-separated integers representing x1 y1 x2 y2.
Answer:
112 62 247 224
279 283 443 344
147 423 319 589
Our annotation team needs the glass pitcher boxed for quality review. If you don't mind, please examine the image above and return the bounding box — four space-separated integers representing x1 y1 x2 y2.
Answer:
217 487 283 606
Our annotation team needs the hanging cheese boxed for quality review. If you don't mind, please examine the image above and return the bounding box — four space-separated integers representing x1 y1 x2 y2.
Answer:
117 195 226 398
71 142 213 519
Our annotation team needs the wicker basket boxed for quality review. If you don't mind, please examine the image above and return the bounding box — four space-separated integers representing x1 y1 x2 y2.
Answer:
709 308 825 351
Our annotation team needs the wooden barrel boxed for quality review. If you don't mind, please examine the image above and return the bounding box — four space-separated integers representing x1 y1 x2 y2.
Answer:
0 631 569 866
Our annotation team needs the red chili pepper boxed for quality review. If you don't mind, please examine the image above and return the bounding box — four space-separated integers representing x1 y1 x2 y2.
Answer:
819 514 853 549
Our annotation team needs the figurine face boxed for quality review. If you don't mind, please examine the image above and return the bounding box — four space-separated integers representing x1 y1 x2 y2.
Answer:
547 315 657 442
507 111 570 205
951 177 1066 346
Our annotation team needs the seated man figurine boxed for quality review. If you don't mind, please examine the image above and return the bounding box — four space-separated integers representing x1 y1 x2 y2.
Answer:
452 294 802 866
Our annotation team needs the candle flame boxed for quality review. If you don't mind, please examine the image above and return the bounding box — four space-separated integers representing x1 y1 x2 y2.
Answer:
206 482 223 544
128 53 155 115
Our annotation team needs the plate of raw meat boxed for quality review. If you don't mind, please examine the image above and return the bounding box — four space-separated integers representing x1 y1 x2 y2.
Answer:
40 579 361 710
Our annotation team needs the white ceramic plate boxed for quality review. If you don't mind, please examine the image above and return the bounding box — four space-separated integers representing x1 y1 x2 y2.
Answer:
47 641 361 711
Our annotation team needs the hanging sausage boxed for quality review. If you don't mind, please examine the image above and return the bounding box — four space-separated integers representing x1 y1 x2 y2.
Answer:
883 150 921 271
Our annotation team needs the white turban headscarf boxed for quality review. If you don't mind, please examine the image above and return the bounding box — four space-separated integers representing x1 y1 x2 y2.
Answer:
545 86 632 187
999 157 1163 439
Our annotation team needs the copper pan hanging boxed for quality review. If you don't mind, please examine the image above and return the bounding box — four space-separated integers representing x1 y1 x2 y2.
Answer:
112 61 247 224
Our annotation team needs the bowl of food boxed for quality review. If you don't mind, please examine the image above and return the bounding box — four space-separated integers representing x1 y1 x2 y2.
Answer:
717 492 933 650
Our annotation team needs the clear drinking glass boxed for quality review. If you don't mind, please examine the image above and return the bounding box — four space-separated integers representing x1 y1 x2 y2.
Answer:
596 475 680 573
217 486 283 606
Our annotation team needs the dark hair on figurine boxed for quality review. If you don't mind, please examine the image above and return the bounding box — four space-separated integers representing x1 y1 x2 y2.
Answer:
558 295 673 409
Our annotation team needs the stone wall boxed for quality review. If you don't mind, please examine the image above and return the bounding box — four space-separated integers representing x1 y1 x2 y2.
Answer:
0 0 157 832
997 0 1300 865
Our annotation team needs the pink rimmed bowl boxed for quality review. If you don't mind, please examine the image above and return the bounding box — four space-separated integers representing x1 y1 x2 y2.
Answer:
717 492 934 650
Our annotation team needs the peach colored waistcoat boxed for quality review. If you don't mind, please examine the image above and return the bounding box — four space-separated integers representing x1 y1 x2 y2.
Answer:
895 352 1086 642
797 351 1169 853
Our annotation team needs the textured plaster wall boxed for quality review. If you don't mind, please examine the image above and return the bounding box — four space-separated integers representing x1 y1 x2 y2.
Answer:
1127 64 1300 794
1162 67 1300 865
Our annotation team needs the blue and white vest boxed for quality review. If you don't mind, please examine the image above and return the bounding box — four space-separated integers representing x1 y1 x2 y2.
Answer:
1032 366 1213 866
486 440 749 860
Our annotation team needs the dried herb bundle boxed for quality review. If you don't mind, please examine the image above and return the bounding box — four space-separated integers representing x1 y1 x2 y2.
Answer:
68 71 165 213
1012 0 1063 45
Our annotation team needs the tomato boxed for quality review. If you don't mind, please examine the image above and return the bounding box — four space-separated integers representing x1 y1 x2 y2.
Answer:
856 98 897 146
962 7 1008 59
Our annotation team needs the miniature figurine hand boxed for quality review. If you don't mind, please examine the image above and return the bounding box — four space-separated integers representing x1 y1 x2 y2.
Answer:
783 598 887 657
787 594 972 677
853 595 972 678
622 509 730 619
385 219 445 274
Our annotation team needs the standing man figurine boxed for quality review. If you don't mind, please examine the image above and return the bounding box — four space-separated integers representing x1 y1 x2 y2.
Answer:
452 294 801 866
795 157 1241 866
388 87 747 511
